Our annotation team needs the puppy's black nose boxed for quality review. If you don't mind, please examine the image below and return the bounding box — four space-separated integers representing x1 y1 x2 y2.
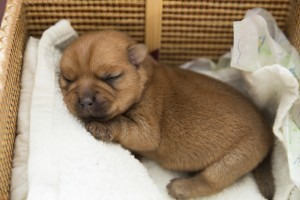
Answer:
80 97 95 108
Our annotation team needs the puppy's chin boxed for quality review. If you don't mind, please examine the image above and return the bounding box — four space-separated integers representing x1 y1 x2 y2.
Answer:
80 115 108 123
77 110 110 123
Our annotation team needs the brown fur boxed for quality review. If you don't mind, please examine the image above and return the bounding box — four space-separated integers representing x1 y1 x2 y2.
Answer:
60 30 274 199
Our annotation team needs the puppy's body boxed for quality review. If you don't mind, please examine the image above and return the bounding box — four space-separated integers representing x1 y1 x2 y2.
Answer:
138 65 271 170
60 31 274 199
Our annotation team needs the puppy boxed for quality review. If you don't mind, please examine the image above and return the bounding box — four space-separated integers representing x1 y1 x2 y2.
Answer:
59 31 274 199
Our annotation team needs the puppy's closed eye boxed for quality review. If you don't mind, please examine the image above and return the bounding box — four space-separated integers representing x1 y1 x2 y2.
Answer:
59 74 76 89
62 75 74 83
100 73 123 85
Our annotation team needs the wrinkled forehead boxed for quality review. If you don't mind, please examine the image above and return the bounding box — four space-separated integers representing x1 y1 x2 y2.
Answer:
89 41 130 67
61 32 134 71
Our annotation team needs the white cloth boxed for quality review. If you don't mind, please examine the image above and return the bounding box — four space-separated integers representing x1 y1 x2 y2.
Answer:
10 37 39 200
231 8 300 188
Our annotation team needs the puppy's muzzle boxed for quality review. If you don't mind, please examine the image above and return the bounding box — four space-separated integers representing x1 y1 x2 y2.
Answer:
77 93 109 120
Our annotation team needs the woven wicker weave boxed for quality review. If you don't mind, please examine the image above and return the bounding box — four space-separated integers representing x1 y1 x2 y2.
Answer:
0 0 299 199
0 1 26 199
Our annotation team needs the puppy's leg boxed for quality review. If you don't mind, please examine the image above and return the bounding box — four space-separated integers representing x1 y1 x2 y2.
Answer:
167 142 265 199
86 115 160 152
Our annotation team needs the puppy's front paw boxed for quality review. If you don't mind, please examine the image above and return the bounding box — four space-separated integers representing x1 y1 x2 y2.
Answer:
167 178 190 200
85 122 114 142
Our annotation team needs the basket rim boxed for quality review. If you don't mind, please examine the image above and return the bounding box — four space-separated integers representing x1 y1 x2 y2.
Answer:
0 0 22 102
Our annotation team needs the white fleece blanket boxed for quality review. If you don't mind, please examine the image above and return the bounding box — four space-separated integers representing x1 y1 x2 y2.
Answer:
10 37 39 200
11 9 300 200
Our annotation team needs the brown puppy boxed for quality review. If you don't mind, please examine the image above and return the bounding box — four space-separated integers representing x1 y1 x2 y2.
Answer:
59 31 274 199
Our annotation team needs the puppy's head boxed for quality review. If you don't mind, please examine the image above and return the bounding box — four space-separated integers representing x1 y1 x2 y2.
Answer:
59 31 149 122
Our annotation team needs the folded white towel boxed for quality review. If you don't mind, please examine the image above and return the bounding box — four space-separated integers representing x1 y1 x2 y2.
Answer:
10 37 39 200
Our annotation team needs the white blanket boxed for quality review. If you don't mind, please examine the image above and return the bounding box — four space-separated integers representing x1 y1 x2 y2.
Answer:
10 37 39 200
231 9 300 187
11 9 300 200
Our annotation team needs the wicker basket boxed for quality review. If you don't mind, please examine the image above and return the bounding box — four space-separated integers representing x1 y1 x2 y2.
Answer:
0 0 299 199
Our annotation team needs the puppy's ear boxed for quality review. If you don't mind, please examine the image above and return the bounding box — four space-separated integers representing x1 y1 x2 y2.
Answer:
128 44 148 66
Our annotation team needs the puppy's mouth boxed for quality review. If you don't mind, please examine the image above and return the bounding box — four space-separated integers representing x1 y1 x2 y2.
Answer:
78 111 110 123
76 102 110 123
80 115 108 123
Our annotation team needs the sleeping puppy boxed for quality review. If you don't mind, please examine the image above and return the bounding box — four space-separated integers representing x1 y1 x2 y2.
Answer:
59 30 274 200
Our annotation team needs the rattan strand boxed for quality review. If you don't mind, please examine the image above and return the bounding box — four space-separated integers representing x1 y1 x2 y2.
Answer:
286 0 300 52
24 1 146 43
160 0 290 66
0 2 26 200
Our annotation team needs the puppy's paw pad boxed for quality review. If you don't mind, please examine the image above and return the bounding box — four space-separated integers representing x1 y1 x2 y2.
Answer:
167 178 190 200
86 122 98 133
85 122 113 142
